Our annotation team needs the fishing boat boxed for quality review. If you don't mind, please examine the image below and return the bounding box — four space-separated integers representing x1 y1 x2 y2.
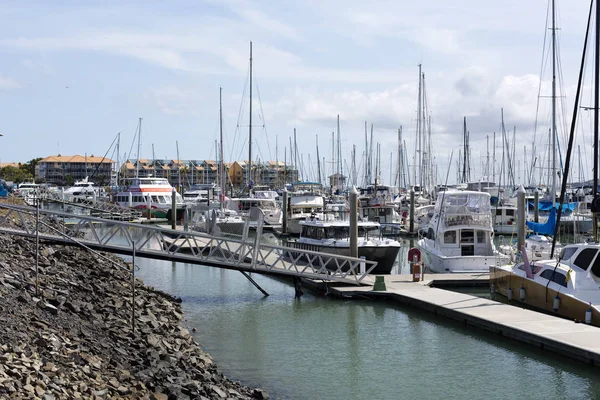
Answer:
286 217 401 274
114 177 185 219
490 242 600 326
418 190 510 273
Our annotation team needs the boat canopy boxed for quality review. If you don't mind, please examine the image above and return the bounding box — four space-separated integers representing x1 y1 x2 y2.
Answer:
526 208 556 235
530 201 577 212
435 191 491 215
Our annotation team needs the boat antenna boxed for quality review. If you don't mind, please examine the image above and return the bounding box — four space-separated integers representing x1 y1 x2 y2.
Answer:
551 0 594 257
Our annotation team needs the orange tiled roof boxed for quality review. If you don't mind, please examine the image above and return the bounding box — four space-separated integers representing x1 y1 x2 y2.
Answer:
0 162 21 168
40 155 115 163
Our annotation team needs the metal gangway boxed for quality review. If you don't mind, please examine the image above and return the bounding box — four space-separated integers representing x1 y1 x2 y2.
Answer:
0 203 377 289
34 188 143 221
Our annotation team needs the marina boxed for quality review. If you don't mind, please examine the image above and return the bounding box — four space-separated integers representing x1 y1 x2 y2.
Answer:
4 0 600 398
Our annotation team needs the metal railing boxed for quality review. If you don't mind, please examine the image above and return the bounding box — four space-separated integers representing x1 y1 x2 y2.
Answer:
33 188 142 220
0 203 376 285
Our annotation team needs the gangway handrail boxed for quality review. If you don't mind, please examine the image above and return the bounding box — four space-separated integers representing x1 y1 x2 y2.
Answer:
0 203 377 284
35 188 142 220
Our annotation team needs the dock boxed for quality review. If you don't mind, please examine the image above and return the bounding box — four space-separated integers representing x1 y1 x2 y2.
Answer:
305 274 600 366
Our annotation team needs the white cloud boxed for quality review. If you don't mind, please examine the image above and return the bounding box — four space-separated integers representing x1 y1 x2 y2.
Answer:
0 74 19 90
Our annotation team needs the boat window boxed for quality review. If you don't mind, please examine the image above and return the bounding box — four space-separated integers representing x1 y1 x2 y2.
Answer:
573 249 598 270
590 253 600 277
539 269 568 288
495 209 503 216
559 247 578 261
326 226 349 239
476 231 486 243
151 195 159 202
427 228 435 240
304 226 323 240
444 231 456 244
505 209 515 216
460 230 474 244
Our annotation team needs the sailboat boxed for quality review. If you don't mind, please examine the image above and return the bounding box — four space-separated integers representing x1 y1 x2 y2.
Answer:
225 42 283 228
491 0 600 326
191 88 245 236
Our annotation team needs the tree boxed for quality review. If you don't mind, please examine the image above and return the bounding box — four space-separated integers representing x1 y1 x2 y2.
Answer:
19 158 42 178
65 175 75 186
0 166 33 183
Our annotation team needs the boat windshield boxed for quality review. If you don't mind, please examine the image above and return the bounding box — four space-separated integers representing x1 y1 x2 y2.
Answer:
324 225 378 239
436 192 491 215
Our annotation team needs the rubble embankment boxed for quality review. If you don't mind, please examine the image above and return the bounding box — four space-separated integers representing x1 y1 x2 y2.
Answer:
0 226 269 399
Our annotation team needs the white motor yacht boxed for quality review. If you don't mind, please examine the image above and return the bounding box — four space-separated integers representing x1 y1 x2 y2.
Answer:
418 190 510 273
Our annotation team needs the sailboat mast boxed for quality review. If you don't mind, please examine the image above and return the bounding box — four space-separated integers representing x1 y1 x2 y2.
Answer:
293 128 298 180
316 135 322 186
220 87 225 208
397 127 402 191
551 0 557 207
416 64 422 190
594 0 600 240
337 114 342 177
135 117 142 179
116 132 120 187
248 41 253 189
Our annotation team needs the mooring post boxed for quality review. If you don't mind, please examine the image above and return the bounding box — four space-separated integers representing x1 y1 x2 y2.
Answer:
282 189 288 234
183 208 189 232
409 190 415 234
146 195 152 219
350 186 358 259
534 189 539 223
35 196 40 296
517 185 526 256
171 188 177 229
294 276 304 298
132 240 136 333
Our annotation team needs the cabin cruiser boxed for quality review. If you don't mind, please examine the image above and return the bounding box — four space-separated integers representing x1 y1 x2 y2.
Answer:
226 197 282 228
418 190 510 273
183 183 214 206
191 206 245 236
286 217 401 274
114 177 185 219
63 177 101 202
286 182 330 235
15 182 40 205
490 242 600 327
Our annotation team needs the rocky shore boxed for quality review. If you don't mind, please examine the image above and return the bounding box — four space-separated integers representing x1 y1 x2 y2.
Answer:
0 223 269 399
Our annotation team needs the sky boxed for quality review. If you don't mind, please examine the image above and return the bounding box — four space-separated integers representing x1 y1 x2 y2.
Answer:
0 0 596 186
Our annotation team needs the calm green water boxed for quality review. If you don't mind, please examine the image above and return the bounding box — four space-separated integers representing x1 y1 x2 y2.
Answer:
133 245 600 400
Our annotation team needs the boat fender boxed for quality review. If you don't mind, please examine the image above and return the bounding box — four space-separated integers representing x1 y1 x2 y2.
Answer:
519 286 526 302
507 287 513 301
553 295 560 312
585 303 592 325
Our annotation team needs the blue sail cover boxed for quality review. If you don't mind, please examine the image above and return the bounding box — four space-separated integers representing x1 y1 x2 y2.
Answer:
530 201 577 212
526 208 556 235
